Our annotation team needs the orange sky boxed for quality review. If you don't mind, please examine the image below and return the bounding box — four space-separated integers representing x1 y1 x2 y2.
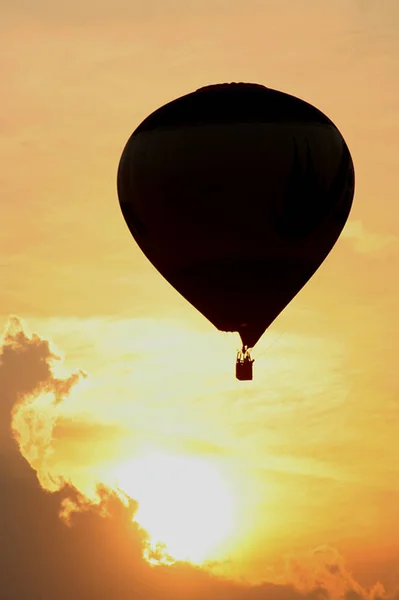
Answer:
1 1 399 598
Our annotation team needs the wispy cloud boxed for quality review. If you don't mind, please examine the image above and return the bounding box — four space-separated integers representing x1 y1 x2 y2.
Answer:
1 315 396 600
342 220 398 255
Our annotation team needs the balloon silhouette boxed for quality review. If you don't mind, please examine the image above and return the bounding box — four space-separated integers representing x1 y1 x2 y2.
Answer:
117 83 355 379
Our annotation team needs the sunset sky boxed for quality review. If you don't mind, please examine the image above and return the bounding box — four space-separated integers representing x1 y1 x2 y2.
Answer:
1 0 399 598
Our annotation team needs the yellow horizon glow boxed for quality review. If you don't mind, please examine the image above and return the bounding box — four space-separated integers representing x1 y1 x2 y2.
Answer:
111 449 236 564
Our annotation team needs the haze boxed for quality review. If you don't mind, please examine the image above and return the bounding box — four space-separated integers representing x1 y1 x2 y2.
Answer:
1 0 399 598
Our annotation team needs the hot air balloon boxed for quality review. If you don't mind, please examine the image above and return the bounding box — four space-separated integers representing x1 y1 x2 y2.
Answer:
117 83 355 381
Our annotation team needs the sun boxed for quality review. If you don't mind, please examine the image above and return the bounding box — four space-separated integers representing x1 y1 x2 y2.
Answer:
113 450 235 564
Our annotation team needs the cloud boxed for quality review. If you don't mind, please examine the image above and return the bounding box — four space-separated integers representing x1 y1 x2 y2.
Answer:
0 315 397 599
342 220 398 255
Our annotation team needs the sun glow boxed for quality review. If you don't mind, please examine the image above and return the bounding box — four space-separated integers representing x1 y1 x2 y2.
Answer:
113 451 235 564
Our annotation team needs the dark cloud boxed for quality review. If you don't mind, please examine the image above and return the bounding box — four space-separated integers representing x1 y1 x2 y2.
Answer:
345 591 365 600
0 316 395 600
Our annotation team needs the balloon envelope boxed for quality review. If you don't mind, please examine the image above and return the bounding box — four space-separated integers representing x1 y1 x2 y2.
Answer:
117 83 355 348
